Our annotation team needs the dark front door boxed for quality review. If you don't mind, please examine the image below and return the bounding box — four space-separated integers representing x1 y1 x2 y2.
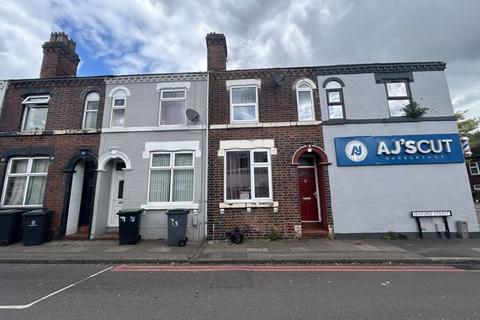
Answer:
78 161 96 226
298 167 319 221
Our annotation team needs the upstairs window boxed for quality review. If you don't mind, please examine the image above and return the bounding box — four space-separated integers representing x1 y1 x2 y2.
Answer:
296 82 314 121
385 80 411 117
469 161 480 176
225 149 272 201
160 89 186 125
230 86 258 123
82 92 100 129
110 89 127 127
21 95 50 131
325 81 344 120
148 152 194 203
1 157 49 206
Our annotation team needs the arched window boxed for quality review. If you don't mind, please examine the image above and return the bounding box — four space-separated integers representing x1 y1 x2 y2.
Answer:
296 82 314 121
82 92 100 129
325 80 344 119
110 89 127 127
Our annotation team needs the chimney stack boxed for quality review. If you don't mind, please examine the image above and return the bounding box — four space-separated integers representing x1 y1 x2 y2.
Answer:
206 33 227 71
40 32 80 78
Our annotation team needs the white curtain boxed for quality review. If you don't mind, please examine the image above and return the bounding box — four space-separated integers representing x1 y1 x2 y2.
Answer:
4 177 26 205
172 169 194 202
161 101 185 125
149 170 171 202
25 176 47 205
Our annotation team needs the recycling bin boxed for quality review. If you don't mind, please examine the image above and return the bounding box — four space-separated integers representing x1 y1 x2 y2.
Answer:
117 209 143 245
165 209 189 247
22 209 52 246
0 209 24 245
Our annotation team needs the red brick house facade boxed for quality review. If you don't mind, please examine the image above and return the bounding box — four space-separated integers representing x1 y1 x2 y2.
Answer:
206 34 332 239
0 33 105 239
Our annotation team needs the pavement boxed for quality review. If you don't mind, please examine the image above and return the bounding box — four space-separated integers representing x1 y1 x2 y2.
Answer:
1 237 480 265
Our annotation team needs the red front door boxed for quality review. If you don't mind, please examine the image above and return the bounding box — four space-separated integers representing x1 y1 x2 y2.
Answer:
298 167 319 221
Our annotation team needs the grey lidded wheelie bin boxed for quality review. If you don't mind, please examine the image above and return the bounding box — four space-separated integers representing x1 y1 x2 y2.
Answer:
22 208 52 246
117 209 143 245
0 209 25 245
165 209 189 247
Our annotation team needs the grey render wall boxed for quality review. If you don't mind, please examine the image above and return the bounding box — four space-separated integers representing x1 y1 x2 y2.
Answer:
322 121 479 235
318 71 455 120
0 81 6 116
317 70 478 236
92 73 208 240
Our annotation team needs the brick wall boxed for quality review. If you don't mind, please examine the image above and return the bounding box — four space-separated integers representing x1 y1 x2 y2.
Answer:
0 77 105 238
208 68 333 238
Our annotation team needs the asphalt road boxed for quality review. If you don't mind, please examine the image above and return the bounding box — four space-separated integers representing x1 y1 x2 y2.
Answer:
0 264 479 320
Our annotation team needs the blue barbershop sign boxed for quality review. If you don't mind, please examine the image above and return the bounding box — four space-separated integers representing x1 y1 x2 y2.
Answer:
335 134 464 166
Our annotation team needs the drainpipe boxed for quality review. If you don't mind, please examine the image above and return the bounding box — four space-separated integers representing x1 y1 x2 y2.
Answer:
204 72 209 239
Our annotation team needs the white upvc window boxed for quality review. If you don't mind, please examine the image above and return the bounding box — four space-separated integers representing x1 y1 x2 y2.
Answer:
469 161 480 175
110 89 127 127
230 86 258 123
160 89 186 125
296 82 315 121
224 149 272 202
325 81 345 120
148 152 194 203
1 157 50 207
21 95 50 131
385 80 412 117
82 92 100 129
474 184 480 191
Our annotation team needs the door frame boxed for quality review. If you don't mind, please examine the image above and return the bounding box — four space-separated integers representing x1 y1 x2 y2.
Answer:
298 156 321 223
107 163 124 227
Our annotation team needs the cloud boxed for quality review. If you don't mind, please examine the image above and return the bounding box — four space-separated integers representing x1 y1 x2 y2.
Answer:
0 0 478 117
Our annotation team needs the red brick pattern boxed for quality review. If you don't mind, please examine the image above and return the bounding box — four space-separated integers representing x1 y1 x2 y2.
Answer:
0 78 105 238
208 69 333 238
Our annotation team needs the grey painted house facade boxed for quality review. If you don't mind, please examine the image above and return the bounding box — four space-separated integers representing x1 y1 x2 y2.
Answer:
90 73 208 240
317 62 479 238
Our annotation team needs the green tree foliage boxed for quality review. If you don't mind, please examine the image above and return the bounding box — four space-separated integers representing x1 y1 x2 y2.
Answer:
401 101 430 118
456 110 480 148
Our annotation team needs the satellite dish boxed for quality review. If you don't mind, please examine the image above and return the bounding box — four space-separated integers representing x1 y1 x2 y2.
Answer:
272 72 285 87
186 108 200 122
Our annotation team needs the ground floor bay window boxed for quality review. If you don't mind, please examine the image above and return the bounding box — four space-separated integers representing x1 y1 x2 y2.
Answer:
225 149 272 202
148 152 194 203
1 157 50 206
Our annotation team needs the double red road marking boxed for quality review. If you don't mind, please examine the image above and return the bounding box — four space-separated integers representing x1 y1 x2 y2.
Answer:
112 264 462 273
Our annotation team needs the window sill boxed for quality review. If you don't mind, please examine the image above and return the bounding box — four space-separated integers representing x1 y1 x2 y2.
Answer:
219 201 279 209
141 203 199 210
210 121 321 129
102 125 205 133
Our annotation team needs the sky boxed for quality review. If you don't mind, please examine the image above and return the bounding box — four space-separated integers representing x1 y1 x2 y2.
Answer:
0 0 479 117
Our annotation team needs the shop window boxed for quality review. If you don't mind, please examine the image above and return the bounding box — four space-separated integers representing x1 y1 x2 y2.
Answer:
296 82 314 121
385 80 412 117
148 152 194 203
82 92 100 129
469 161 480 175
110 89 127 127
325 81 344 119
160 89 186 125
225 149 271 201
21 95 50 131
1 157 49 206
230 86 258 123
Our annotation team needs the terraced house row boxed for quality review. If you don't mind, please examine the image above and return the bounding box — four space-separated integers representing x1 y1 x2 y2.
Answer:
0 32 478 242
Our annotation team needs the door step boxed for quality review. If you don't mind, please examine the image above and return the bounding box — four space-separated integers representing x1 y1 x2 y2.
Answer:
64 231 89 240
301 222 329 239
93 232 119 240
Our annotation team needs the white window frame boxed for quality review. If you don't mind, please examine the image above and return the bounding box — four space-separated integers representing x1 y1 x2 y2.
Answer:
82 92 100 129
385 80 412 117
1 157 49 207
147 151 195 204
469 161 480 176
110 90 127 128
473 184 480 191
229 86 259 124
224 149 272 203
296 82 315 121
159 89 187 125
21 95 50 132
